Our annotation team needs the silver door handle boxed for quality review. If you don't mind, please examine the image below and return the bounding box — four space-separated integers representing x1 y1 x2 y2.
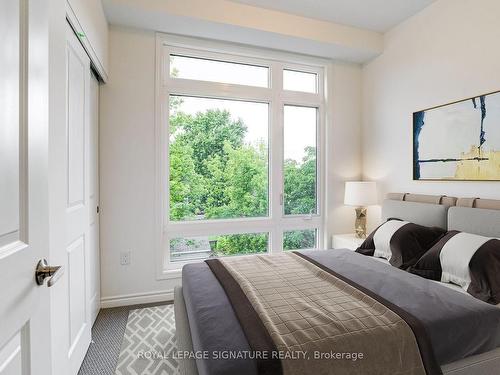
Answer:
35 259 64 287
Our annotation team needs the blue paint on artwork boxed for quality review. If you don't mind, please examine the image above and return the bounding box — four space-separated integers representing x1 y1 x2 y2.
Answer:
413 111 425 179
480 95 486 148
419 157 488 163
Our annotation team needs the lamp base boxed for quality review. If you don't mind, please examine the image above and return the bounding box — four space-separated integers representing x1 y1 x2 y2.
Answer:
354 207 367 239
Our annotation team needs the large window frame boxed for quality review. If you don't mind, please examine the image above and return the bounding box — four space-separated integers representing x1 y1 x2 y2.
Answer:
155 34 328 277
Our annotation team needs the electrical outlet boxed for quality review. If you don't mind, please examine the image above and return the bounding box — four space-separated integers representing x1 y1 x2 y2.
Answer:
120 251 131 265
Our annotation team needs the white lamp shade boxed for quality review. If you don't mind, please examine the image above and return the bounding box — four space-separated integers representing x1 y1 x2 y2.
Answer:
344 181 377 207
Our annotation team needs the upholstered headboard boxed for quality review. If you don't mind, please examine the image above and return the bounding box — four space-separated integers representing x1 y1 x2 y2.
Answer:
382 193 457 229
448 207 500 238
381 200 449 229
383 193 500 236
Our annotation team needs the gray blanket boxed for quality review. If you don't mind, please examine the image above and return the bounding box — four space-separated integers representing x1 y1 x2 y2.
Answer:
182 249 500 375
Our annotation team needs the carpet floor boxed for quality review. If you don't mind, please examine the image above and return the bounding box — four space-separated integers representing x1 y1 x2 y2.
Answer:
78 302 174 375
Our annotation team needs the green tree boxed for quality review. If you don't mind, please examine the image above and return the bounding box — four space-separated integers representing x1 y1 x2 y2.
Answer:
172 110 246 176
168 141 204 220
284 146 317 215
203 153 230 217
283 229 316 250
205 141 268 219
213 233 268 256
169 109 249 218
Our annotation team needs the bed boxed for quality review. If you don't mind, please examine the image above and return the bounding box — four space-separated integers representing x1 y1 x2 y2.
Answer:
174 194 500 375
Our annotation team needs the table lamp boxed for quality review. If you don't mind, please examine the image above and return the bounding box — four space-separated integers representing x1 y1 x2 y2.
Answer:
344 181 377 238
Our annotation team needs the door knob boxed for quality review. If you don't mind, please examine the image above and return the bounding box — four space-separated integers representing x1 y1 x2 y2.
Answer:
35 259 63 287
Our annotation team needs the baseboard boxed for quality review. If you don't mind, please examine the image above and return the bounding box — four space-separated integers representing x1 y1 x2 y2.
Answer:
100 289 174 308
90 291 101 324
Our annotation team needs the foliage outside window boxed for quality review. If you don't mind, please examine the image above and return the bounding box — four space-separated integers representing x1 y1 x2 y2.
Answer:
170 233 268 262
169 96 269 222
283 229 317 251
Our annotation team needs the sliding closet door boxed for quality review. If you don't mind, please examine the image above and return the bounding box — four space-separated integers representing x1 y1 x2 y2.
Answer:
89 73 100 324
65 24 92 374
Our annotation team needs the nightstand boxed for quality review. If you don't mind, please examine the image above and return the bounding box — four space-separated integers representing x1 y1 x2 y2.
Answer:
331 234 365 251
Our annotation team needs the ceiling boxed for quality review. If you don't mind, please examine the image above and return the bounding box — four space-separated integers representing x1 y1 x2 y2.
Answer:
102 0 435 62
228 0 436 32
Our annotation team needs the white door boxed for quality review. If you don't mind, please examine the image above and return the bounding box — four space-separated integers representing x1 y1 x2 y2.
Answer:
65 25 92 374
0 0 54 374
89 73 101 324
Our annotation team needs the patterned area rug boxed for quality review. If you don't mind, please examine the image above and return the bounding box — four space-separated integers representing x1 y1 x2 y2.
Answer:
115 305 179 375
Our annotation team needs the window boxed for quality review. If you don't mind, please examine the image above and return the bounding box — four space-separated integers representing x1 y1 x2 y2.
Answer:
283 69 317 93
170 232 269 262
169 96 269 221
157 36 326 272
170 55 269 87
283 229 317 251
283 105 317 215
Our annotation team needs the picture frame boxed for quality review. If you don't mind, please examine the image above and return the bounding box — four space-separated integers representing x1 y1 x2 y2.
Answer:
413 90 500 181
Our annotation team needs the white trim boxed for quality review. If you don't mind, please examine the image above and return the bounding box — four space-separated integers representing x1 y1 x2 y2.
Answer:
156 33 331 68
322 64 333 248
90 292 100 325
65 2 108 82
155 33 328 276
100 290 175 309
154 32 167 293
160 269 182 280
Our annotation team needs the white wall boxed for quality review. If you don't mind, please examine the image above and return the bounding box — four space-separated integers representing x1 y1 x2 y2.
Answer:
100 25 362 304
100 26 178 306
327 63 363 236
363 0 500 228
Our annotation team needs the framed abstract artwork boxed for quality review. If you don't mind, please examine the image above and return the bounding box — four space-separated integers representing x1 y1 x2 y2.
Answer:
413 90 500 181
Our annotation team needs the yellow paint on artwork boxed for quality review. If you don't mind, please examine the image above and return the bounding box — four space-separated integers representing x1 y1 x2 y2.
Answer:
455 146 500 180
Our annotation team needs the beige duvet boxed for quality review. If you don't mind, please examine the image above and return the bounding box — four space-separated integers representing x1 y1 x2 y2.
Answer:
220 253 426 375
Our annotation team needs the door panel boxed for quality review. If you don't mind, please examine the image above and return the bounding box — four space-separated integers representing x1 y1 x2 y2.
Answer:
89 74 100 323
0 328 28 375
67 237 86 349
0 0 20 248
0 0 34 359
65 26 91 374
0 0 21 248
0 0 52 374
67 50 86 208
0 332 21 375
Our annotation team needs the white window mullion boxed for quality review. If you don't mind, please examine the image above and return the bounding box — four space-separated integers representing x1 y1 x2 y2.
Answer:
317 103 326 249
164 79 274 103
167 218 275 236
270 62 283 254
281 91 322 106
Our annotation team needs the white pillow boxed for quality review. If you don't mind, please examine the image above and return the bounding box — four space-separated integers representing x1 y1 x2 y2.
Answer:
439 232 492 290
373 220 409 260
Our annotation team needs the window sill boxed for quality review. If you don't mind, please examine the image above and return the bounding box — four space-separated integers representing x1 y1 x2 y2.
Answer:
157 268 182 280
158 249 321 281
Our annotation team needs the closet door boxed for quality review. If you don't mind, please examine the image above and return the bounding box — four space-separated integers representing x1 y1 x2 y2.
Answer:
65 24 92 374
89 73 100 324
